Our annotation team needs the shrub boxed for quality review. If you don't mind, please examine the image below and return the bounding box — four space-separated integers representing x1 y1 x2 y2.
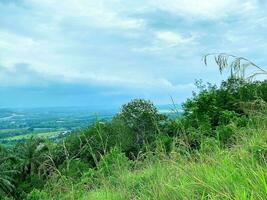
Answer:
26 189 48 200
58 159 90 181
183 78 267 129
218 110 239 125
79 168 99 190
152 134 173 154
199 137 220 154
215 124 236 145
56 119 134 167
97 147 132 177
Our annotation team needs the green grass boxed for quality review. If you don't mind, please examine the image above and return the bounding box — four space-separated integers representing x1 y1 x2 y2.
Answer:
1 131 59 141
27 128 267 200
0 128 27 134
0 127 67 142
88 131 266 200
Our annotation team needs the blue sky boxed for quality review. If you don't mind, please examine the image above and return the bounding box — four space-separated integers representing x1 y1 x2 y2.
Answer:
0 0 267 108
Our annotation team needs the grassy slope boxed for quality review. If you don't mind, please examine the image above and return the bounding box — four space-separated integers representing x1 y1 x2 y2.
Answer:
28 127 267 200
88 130 267 200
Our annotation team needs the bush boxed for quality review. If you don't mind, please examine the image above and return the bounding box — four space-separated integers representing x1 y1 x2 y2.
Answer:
79 168 99 190
200 138 220 154
97 147 132 177
215 124 236 145
183 78 267 129
152 134 173 154
56 118 134 167
58 159 90 181
218 110 239 125
26 189 48 200
181 78 267 149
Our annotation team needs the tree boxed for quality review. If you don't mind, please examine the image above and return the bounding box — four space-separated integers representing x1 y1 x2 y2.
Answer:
15 137 49 177
118 99 166 147
0 145 17 197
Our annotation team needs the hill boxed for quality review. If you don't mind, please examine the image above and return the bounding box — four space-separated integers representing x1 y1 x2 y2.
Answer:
0 77 266 200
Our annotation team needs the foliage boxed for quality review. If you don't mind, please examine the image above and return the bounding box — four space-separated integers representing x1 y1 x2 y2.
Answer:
26 129 267 200
215 123 236 145
14 138 49 177
97 147 132 177
0 146 17 198
58 159 90 181
118 99 166 148
0 69 267 199
182 77 267 148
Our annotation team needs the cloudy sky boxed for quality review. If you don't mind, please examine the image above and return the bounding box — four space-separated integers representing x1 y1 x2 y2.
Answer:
0 0 267 108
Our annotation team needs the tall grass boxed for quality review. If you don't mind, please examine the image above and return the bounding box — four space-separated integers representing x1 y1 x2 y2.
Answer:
26 125 267 200
85 131 266 200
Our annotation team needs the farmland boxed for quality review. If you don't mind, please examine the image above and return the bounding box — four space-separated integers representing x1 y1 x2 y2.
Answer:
0 107 116 146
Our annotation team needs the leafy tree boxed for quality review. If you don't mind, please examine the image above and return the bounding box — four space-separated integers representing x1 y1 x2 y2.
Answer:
10 138 52 199
181 77 266 149
15 138 49 177
118 99 166 147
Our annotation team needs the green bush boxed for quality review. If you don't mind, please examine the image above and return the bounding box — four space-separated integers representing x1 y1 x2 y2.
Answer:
97 147 132 177
199 137 220 154
55 118 134 167
26 189 48 200
79 168 99 190
181 78 267 149
218 110 239 125
58 159 90 181
216 124 236 145
152 134 173 154
183 78 267 129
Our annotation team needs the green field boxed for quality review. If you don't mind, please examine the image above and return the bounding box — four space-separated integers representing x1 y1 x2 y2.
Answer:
0 127 65 144
0 107 115 145
0 128 27 134
3 131 59 141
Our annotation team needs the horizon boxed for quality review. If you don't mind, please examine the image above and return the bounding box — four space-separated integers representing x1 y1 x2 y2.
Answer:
1 0 267 108
0 102 182 111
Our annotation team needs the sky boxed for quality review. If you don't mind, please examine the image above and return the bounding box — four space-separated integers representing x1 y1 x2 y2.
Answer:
0 0 267 108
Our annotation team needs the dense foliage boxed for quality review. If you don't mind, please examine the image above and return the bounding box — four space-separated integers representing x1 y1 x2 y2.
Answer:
0 77 266 200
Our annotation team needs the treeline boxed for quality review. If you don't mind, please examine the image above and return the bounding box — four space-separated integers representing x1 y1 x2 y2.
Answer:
0 76 266 199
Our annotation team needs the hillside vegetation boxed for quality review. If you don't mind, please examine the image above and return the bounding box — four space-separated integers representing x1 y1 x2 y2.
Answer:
0 74 266 199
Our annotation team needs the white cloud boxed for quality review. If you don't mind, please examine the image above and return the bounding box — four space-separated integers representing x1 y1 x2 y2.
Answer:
0 30 188 91
1 0 266 101
156 31 194 46
26 0 145 29
149 0 257 20
133 31 196 52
